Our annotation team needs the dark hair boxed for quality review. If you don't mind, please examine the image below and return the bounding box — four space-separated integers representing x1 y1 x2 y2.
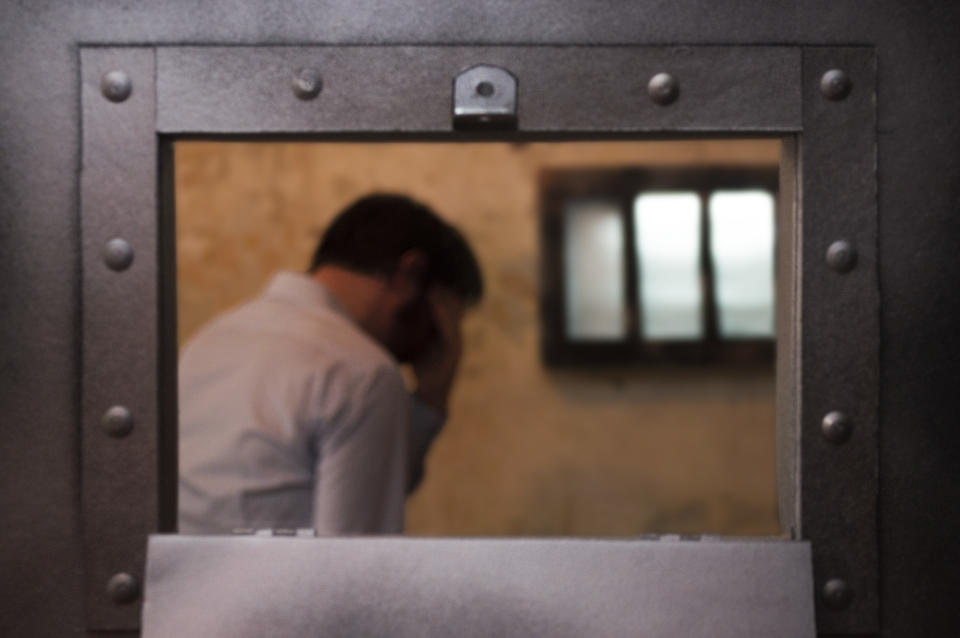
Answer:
310 194 483 304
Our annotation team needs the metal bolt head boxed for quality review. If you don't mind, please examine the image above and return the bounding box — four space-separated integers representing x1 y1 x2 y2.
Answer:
820 69 852 101
106 572 140 605
648 72 679 106
101 70 133 103
292 68 323 100
101 405 134 438
826 240 857 273
103 238 134 271
821 411 853 444
822 578 853 610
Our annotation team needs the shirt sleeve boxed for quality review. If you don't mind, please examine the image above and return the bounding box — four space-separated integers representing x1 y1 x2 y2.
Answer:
407 398 446 494
312 365 409 535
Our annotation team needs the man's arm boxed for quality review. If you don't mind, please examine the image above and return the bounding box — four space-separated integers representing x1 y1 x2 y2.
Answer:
407 289 465 492
312 366 409 534
407 398 444 493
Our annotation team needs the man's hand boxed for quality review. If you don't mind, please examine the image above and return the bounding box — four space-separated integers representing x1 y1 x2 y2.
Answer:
412 288 465 415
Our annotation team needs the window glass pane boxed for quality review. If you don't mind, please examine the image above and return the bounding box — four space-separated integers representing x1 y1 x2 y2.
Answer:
563 201 626 340
634 192 703 340
708 190 776 338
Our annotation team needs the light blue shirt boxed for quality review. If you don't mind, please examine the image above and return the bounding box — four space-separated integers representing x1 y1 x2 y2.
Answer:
178 271 444 534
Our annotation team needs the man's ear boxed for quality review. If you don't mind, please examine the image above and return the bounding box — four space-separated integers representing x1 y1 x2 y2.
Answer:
390 250 428 301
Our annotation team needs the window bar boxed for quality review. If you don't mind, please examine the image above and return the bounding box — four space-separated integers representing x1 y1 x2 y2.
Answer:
622 183 642 350
700 188 720 353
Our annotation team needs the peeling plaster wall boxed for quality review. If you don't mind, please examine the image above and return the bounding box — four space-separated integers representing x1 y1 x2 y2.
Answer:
175 139 781 536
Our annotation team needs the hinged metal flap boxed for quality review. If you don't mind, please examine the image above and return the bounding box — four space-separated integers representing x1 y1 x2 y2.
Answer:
143 535 815 638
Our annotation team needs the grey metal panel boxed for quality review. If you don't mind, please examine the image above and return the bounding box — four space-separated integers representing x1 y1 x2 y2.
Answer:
143 535 815 638
80 47 159 630
157 46 801 134
0 2 801 48
0 7 86 638
799 48 879 634
798 5 960 637
797 3 960 633
874 53 960 638
0 2 957 637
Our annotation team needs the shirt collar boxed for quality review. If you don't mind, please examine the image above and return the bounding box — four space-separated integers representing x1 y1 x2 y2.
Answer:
262 270 350 319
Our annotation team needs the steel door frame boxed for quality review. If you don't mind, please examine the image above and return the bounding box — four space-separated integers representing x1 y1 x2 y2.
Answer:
77 44 877 634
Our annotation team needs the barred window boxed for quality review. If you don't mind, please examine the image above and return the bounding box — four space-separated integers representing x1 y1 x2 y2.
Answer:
540 168 777 366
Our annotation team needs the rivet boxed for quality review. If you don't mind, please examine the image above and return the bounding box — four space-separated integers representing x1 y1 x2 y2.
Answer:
100 70 133 103
292 68 323 100
820 69 852 101
826 240 857 273
821 411 853 444
648 72 679 106
822 578 853 610
106 572 140 605
101 406 134 438
103 238 134 272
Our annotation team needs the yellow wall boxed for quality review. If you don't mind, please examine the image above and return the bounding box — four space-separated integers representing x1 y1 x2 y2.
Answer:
175 139 782 536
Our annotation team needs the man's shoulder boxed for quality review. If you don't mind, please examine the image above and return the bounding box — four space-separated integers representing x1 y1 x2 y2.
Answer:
181 286 397 380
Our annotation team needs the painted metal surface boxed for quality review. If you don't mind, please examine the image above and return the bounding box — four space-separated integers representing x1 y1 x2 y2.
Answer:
156 46 799 134
143 535 815 638
799 48 879 634
84 41 867 634
453 64 518 130
80 47 160 631
0 2 958 637
91 46 808 632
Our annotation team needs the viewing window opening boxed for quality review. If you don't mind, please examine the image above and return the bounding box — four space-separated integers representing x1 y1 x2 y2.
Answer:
175 140 783 537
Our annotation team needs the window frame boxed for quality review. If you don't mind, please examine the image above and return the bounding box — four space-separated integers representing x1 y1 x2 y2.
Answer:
540 166 779 367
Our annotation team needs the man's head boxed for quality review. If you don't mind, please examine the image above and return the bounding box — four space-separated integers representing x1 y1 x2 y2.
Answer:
310 194 483 361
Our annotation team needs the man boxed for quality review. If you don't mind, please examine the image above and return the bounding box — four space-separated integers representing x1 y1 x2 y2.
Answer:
178 194 483 534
